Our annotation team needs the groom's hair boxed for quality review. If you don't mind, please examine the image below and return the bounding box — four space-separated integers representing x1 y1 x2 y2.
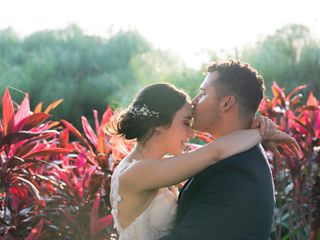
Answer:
205 60 265 118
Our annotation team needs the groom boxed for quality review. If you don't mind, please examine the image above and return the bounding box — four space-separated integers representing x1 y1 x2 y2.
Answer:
161 60 275 239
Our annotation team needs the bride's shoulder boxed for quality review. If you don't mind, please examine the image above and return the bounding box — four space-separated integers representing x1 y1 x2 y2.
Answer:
112 158 140 182
115 157 138 169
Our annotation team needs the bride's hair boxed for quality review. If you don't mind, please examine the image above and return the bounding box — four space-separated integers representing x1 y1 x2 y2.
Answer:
107 83 190 142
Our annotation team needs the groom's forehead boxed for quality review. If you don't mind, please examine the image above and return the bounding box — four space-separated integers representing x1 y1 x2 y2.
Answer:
201 73 217 89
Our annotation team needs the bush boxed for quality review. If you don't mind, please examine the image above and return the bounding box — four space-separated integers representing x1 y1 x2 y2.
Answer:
259 82 320 240
1 82 319 239
0 88 134 239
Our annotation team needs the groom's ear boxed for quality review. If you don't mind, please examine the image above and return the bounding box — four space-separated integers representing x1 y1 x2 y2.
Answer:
220 95 236 112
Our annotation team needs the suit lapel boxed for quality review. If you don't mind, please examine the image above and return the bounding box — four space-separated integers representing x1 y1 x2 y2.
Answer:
178 177 194 204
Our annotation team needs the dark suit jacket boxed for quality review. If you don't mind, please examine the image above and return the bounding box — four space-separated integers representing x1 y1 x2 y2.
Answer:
160 144 275 240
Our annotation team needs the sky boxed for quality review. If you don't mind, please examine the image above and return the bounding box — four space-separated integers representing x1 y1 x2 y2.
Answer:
0 0 319 68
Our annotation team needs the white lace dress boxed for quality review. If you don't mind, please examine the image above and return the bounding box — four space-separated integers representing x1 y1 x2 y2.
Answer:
110 160 178 240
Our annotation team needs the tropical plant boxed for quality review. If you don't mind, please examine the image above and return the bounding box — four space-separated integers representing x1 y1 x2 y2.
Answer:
0 88 133 239
0 88 70 238
1 82 319 239
259 82 320 240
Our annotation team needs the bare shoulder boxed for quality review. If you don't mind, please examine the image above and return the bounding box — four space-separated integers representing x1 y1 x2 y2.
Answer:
118 159 146 186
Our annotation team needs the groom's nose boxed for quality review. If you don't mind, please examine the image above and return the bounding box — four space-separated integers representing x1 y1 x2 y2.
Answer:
191 95 199 107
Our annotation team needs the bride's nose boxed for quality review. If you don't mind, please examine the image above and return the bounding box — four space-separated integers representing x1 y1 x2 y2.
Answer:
191 96 199 107
188 128 195 139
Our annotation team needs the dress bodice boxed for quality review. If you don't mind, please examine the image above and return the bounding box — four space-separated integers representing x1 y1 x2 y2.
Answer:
110 160 178 240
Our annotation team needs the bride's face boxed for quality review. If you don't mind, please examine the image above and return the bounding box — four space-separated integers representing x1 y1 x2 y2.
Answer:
159 102 194 155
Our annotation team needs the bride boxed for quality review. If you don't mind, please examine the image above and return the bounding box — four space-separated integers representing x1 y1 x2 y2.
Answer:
108 83 300 240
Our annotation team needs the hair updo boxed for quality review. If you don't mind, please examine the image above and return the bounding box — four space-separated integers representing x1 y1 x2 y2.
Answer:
108 83 190 142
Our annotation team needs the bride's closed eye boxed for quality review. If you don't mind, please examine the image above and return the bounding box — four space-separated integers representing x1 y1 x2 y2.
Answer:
184 121 192 127
184 117 194 127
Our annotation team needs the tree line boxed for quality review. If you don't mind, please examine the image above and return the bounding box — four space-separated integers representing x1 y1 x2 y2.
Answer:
0 24 319 127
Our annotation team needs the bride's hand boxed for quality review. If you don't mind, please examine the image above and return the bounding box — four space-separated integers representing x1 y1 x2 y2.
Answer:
251 116 277 141
265 130 303 159
251 116 303 159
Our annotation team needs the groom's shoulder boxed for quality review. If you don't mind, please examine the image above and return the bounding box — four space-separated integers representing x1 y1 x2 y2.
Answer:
195 144 266 178
215 144 265 166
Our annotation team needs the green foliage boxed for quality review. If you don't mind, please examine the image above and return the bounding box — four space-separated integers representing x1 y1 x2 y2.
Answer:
240 24 320 98
1 23 319 129
0 25 201 128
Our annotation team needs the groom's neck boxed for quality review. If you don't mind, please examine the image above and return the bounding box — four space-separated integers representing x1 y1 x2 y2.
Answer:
210 117 251 138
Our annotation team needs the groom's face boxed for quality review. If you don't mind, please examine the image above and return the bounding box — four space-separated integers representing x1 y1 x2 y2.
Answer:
192 71 222 134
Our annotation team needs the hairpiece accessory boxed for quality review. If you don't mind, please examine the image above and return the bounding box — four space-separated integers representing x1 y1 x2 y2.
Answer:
129 104 160 119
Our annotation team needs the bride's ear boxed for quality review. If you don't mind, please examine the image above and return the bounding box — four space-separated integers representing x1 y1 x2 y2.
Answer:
154 127 161 135
220 95 236 112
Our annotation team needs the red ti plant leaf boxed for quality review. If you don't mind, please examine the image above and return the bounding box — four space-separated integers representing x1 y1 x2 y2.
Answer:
101 106 113 127
91 214 113 237
2 88 15 136
258 98 268 114
97 130 107 154
9 187 28 211
15 113 50 131
59 129 69 147
286 85 307 100
97 107 114 154
271 82 286 106
44 99 63 114
11 142 38 159
47 120 60 129
80 165 96 191
52 168 73 190
16 176 42 200
61 120 92 151
90 193 101 228
33 102 43 113
82 116 98 147
0 131 41 147
23 148 72 159
90 193 113 237
75 152 87 168
306 92 319 107
290 94 303 108
25 218 44 240
14 93 31 129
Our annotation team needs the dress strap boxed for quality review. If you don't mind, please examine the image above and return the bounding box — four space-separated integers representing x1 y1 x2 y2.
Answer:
111 160 137 231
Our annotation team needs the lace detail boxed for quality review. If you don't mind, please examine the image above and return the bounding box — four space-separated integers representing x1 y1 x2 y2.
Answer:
110 160 178 240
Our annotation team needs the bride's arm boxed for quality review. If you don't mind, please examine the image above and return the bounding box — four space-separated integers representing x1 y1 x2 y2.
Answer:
121 129 262 191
